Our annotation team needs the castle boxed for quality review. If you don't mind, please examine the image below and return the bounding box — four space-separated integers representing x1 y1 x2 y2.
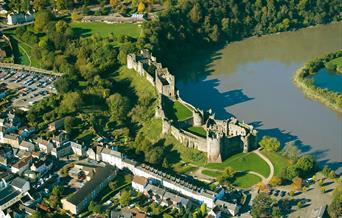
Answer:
127 50 257 163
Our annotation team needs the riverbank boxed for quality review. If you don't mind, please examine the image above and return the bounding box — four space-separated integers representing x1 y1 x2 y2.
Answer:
293 52 342 113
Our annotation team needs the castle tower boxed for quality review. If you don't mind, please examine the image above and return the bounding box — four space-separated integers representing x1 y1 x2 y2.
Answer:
207 131 222 163
127 54 136 69
193 109 203 127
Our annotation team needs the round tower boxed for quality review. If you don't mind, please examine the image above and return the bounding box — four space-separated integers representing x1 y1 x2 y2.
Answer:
207 132 222 163
193 109 203 127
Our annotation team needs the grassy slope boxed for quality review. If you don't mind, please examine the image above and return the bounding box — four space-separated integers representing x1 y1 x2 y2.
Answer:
261 150 289 177
70 22 141 38
202 170 222 178
164 99 193 122
205 152 270 178
116 67 157 101
328 56 342 67
233 173 262 188
186 126 207 138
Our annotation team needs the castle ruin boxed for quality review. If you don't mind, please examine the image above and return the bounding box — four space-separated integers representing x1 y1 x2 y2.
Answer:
127 50 257 163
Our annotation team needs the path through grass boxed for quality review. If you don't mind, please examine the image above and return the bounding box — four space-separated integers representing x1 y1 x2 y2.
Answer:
206 152 270 178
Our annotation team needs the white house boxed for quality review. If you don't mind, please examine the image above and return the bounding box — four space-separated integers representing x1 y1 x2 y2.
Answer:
70 141 86 157
132 175 148 193
11 156 31 175
100 147 123 169
19 140 35 152
7 12 34 25
11 177 30 193
36 138 53 154
30 159 52 175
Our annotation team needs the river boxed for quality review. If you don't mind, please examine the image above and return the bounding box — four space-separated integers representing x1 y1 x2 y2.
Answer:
177 22 342 173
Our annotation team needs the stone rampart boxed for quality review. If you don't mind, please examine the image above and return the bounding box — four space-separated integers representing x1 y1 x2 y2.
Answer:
127 50 257 163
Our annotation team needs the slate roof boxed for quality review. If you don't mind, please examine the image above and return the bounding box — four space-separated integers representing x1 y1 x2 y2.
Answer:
11 177 28 190
66 165 116 205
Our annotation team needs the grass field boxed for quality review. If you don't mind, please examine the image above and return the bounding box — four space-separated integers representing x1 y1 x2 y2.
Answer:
186 126 207 138
261 150 289 177
70 22 141 38
201 170 222 178
116 67 157 101
205 152 270 178
6 33 40 67
163 99 193 122
233 173 262 188
328 56 342 67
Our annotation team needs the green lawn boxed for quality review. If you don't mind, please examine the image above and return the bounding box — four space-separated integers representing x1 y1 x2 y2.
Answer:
70 22 141 38
233 173 262 188
6 33 41 67
163 99 193 122
116 67 157 101
328 56 342 67
205 152 270 178
261 150 289 177
186 126 207 138
201 170 222 178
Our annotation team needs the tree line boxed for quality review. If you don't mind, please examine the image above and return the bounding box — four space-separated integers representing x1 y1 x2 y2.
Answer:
139 0 342 71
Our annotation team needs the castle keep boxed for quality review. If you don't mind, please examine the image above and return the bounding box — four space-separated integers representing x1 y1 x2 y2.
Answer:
127 50 257 163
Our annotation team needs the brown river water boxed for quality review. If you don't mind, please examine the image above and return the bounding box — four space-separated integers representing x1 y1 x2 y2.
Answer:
177 22 342 173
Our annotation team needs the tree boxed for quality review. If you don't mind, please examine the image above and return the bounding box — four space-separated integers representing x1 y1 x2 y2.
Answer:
109 181 118 191
29 212 42 218
54 75 78 94
107 93 130 124
322 165 331 177
295 155 315 178
292 177 302 190
281 141 299 161
269 176 282 187
33 0 49 11
297 201 302 209
60 92 83 114
200 203 206 216
328 185 342 218
223 166 235 179
137 1 145 13
71 10 80 21
110 0 119 8
251 192 274 218
34 10 53 32
120 190 131 207
189 3 201 23
259 136 281 152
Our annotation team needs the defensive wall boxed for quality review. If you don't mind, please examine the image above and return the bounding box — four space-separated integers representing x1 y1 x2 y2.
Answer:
127 50 257 163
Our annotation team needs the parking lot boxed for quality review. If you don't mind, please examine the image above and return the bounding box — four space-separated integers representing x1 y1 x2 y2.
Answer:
0 67 57 110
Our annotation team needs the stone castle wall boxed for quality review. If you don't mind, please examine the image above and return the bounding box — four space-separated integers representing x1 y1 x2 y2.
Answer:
127 50 257 163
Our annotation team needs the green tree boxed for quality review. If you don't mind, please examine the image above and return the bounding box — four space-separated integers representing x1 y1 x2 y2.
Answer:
200 203 206 216
328 185 342 218
189 3 201 23
223 166 235 179
119 190 131 207
295 155 315 178
259 136 281 152
107 93 130 123
34 10 53 32
33 0 49 11
60 92 83 114
251 192 274 218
